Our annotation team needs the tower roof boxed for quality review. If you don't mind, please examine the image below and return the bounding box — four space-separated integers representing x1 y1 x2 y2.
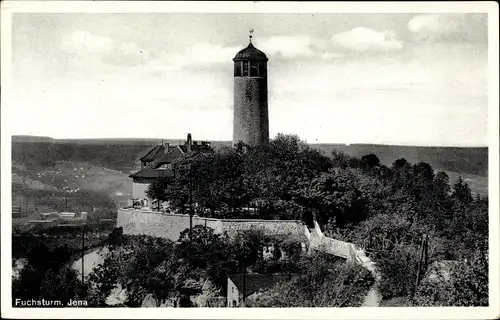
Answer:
233 42 268 61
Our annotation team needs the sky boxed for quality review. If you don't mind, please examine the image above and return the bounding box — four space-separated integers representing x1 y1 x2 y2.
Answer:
7 12 489 146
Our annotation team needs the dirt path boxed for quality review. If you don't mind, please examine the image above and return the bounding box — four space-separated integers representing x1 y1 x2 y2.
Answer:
355 249 382 307
361 286 382 307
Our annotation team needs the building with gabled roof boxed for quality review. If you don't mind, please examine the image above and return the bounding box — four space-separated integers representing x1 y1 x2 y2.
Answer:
129 133 213 200
227 273 297 307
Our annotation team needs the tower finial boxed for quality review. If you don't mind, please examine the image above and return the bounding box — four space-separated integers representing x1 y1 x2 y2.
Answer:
249 29 254 43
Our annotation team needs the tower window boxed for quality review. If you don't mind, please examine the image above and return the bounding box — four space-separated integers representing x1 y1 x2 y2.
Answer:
250 62 258 76
234 63 241 77
242 61 249 76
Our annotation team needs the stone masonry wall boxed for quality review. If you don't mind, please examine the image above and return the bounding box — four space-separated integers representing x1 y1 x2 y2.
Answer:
233 77 268 146
220 219 305 239
117 209 304 242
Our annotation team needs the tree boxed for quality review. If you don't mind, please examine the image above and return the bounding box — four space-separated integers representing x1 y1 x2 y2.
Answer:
390 158 413 200
246 253 374 307
146 175 172 210
377 244 421 299
240 134 332 219
451 176 473 205
432 171 453 230
230 229 269 269
331 150 361 169
88 235 181 307
411 162 435 203
13 243 85 306
361 154 381 170
414 250 488 306
108 227 124 249
178 226 230 270
298 168 367 228
39 266 82 306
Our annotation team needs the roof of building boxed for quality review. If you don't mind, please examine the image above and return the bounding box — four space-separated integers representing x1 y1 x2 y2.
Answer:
228 273 296 298
129 147 184 179
140 144 167 162
233 42 268 61
130 142 214 180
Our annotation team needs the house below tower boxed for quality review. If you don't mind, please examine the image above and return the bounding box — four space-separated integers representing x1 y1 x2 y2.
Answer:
129 133 213 203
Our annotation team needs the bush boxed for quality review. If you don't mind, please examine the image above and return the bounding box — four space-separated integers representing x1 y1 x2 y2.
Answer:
414 253 488 306
247 254 374 307
377 245 420 299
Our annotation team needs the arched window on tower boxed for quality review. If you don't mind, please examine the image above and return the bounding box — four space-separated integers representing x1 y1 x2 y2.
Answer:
242 61 249 76
234 62 242 77
250 61 258 76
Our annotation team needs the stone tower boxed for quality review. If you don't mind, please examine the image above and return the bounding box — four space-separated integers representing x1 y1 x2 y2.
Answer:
232 32 269 146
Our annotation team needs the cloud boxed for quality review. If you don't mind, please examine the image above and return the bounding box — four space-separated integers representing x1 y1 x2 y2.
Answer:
407 14 488 43
332 27 403 52
257 35 320 58
61 30 152 67
320 52 344 60
61 31 113 54
150 35 342 71
162 42 240 69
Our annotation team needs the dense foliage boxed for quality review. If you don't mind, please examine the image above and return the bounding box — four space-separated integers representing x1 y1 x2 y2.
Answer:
327 153 489 306
85 226 312 307
12 134 488 308
150 134 333 220
145 134 488 306
12 243 87 307
245 253 374 307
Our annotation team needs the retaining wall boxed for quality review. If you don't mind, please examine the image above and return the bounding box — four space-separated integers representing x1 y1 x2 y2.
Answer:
309 220 355 261
117 209 306 242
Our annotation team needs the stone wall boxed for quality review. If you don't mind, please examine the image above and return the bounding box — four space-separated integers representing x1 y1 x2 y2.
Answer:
219 219 306 240
117 209 305 242
117 209 190 241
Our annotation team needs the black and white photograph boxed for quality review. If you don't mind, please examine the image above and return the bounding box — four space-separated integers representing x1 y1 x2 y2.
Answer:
1 1 499 319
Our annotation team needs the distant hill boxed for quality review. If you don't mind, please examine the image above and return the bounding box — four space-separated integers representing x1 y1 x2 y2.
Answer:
311 144 488 177
12 135 230 147
12 135 56 143
12 136 160 146
11 135 488 177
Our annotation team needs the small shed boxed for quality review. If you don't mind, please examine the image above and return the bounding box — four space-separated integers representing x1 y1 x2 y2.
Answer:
227 273 295 307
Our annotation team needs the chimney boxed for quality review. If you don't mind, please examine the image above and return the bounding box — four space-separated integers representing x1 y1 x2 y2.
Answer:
164 142 170 154
187 133 192 153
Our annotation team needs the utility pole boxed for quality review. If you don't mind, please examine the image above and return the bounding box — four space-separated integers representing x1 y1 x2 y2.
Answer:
242 247 247 305
65 192 68 212
414 233 427 297
189 161 193 243
81 224 85 285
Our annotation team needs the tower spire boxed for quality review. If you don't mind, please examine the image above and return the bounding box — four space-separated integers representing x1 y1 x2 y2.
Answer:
249 29 254 43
